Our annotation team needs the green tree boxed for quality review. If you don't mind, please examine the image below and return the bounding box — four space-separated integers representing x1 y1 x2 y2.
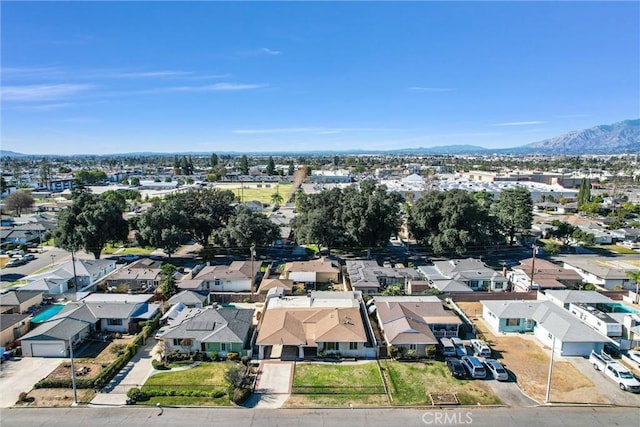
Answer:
341 180 402 258
542 241 562 256
0 176 6 194
266 156 276 176
74 169 107 186
53 190 128 259
239 155 249 175
130 177 140 186
288 160 295 176
136 199 189 257
210 153 219 168
577 178 591 210
270 190 284 206
167 189 235 245
381 284 405 296
215 206 280 247
4 190 35 216
292 187 345 254
159 263 178 299
548 219 576 245
492 187 533 245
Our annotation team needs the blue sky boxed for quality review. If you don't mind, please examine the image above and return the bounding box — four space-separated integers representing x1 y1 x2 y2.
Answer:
2 2 638 155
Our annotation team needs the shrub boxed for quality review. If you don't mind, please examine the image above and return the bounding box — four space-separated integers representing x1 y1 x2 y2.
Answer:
110 343 126 356
18 392 28 402
210 351 218 361
152 359 169 370
127 387 146 400
226 352 239 361
212 390 226 398
241 355 251 366
232 387 251 405
242 297 252 304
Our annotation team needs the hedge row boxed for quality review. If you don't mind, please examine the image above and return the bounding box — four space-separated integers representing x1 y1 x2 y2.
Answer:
34 313 162 390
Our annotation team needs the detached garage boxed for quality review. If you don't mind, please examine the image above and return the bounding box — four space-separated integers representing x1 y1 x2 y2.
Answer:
20 317 92 357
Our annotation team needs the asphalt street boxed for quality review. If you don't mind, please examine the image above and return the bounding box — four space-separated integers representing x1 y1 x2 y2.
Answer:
1 406 638 427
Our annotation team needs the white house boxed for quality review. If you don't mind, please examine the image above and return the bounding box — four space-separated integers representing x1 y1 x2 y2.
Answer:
419 258 507 292
194 261 261 293
560 256 639 290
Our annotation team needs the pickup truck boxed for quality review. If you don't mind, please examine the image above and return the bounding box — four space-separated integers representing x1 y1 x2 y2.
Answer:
589 350 640 393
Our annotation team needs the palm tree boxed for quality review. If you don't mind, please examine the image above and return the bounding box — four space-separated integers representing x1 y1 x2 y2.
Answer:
626 271 640 304
270 189 284 207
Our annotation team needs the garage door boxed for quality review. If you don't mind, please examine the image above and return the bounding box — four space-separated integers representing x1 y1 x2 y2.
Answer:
31 342 65 357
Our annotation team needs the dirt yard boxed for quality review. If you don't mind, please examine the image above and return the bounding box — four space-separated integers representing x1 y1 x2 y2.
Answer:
15 388 95 407
456 302 606 404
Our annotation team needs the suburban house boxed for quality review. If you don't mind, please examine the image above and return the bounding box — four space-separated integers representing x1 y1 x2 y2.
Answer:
167 290 210 308
0 313 30 348
0 291 43 314
20 293 159 357
193 261 262 292
257 278 295 295
158 306 254 358
23 259 117 293
345 259 422 295
408 278 473 294
256 291 375 360
540 289 616 310
20 303 97 357
560 256 639 290
105 258 163 291
281 258 340 286
373 296 463 358
508 258 583 292
481 300 543 335
481 300 613 356
418 258 507 292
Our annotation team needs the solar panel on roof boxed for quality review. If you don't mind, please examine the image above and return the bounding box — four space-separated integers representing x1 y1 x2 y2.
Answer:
186 321 216 331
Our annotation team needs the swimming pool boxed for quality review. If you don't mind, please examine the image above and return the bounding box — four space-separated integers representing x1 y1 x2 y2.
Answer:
31 304 65 323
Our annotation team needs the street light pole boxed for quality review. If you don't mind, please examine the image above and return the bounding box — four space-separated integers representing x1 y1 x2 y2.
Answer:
50 254 56 266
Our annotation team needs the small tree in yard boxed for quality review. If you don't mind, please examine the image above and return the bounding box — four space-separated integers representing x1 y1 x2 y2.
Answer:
179 338 193 357
225 365 251 404
159 263 178 298
5 191 35 216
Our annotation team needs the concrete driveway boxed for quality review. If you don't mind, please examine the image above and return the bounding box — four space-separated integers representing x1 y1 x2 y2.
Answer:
483 376 539 407
246 361 293 408
569 356 640 406
0 357 64 407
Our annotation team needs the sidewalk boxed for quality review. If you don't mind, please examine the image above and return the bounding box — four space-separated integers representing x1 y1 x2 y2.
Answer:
89 341 159 406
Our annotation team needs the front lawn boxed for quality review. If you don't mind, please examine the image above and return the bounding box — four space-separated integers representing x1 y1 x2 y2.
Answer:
144 362 230 390
380 360 500 406
142 395 232 406
286 362 389 407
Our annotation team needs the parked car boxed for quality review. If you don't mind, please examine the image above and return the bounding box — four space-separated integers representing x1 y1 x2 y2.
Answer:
484 359 509 381
626 350 640 367
5 258 25 267
461 356 487 379
21 254 35 262
446 357 467 379
470 339 492 357
451 337 467 356
590 350 640 393
439 337 456 357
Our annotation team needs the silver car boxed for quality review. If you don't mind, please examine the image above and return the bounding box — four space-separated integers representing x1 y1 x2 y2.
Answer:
484 358 509 381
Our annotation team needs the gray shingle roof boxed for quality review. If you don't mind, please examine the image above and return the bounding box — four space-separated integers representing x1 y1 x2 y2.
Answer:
21 317 90 342
161 307 253 344
532 302 611 343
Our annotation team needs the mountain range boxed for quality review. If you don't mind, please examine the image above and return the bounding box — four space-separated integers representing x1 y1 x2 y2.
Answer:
1 119 638 157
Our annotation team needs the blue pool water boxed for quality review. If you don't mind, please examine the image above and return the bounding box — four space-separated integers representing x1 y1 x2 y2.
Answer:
31 304 65 323
608 303 639 314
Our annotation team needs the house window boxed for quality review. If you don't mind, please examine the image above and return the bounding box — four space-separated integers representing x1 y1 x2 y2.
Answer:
409 344 417 351
506 318 520 327
494 282 503 289
220 343 227 351
107 318 123 326
173 339 181 346
325 342 339 351
349 342 358 350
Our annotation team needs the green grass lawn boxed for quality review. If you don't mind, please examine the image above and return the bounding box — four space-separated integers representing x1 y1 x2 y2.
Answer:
101 244 156 255
288 362 388 407
380 360 501 406
600 244 639 254
145 362 230 388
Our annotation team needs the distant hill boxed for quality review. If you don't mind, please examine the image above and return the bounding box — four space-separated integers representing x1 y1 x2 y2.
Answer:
511 119 639 155
2 119 637 157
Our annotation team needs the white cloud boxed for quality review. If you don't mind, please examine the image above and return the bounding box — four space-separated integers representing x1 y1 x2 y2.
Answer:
259 47 281 56
1 84 93 102
111 70 194 78
170 82 267 92
13 103 74 112
232 127 401 135
408 87 456 92
493 121 546 126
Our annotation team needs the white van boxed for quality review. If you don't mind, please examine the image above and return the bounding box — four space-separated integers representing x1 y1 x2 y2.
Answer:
440 338 456 357
471 339 492 357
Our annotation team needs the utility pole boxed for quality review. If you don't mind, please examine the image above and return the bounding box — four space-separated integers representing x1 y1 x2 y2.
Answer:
250 244 256 295
545 335 556 404
529 244 538 292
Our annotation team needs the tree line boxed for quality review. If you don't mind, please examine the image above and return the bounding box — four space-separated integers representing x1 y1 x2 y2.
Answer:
53 187 279 259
